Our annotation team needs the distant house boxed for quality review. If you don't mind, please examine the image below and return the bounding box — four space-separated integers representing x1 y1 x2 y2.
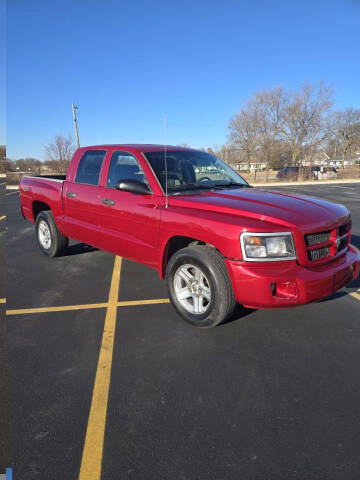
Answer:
232 161 266 172
324 158 359 168
302 151 329 166
301 154 360 169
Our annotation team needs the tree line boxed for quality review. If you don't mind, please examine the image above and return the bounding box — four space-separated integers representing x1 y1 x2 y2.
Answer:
226 82 360 179
0 145 5 174
6 134 75 174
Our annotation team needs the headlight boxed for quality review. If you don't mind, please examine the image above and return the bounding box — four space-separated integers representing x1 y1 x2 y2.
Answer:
240 232 296 261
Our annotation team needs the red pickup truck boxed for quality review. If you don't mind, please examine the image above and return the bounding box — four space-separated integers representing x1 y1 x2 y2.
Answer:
20 144 359 327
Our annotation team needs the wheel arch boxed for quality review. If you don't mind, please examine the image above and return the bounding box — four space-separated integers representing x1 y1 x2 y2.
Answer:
160 235 219 279
32 200 51 220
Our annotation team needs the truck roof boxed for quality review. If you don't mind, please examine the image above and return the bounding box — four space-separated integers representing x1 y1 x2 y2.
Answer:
81 144 196 153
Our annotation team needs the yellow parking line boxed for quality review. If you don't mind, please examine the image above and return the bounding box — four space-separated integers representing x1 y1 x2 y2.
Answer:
117 298 170 307
0 216 6 221
6 303 108 316
6 298 170 316
79 256 122 480
350 291 360 301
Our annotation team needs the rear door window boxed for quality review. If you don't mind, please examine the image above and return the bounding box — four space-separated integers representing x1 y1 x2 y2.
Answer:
107 151 149 188
75 150 106 185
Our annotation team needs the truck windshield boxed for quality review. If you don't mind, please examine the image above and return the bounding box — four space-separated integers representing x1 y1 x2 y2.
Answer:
144 150 248 194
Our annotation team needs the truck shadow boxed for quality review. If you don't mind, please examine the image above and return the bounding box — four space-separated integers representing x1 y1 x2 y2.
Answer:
315 291 348 304
65 242 99 256
223 303 256 325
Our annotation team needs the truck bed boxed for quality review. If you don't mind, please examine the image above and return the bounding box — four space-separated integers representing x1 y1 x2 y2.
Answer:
20 175 66 224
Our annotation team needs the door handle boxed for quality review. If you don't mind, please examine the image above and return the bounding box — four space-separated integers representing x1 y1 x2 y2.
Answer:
102 198 115 206
66 192 76 198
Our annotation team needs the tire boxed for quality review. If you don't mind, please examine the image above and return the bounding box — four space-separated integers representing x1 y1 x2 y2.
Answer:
166 246 236 328
35 210 69 257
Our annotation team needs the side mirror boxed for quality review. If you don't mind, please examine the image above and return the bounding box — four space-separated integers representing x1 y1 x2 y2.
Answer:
116 179 151 195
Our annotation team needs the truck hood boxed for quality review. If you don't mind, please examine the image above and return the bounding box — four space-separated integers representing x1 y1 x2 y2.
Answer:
168 187 350 232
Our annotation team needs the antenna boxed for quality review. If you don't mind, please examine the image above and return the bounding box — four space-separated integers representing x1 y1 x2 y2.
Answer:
163 112 168 208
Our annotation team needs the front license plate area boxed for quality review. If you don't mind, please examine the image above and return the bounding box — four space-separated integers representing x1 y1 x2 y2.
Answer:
333 266 353 291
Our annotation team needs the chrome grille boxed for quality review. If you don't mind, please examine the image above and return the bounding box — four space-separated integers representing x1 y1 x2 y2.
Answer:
308 247 330 261
305 231 331 247
304 220 351 263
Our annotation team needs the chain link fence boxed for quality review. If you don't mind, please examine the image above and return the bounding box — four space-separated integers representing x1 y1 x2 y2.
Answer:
5 164 360 187
238 166 360 184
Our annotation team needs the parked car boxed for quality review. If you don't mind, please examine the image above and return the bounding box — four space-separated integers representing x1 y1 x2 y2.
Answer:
314 166 338 180
20 145 359 328
276 166 300 180
277 166 320 181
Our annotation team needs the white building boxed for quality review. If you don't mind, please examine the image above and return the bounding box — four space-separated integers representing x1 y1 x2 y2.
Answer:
233 162 266 172
324 158 359 168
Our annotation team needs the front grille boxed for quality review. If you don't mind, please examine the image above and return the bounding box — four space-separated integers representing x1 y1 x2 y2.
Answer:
304 220 351 263
305 231 331 247
309 247 330 261
339 221 351 236
338 238 348 252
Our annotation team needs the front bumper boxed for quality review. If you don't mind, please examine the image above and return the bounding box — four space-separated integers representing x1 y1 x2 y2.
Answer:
226 245 360 309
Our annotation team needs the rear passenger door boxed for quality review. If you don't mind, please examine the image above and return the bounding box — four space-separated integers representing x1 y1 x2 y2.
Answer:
63 149 106 246
97 150 161 268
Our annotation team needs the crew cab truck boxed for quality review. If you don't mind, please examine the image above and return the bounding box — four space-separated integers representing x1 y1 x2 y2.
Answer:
20 145 360 328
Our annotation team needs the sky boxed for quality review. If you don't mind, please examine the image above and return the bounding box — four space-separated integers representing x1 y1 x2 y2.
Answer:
0 0 5 144
4 0 360 159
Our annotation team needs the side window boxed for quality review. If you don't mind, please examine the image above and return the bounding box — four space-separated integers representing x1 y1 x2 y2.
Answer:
75 150 106 186
107 151 149 188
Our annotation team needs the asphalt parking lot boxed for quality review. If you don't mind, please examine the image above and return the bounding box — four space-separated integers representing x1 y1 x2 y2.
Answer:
6 183 360 480
0 180 10 472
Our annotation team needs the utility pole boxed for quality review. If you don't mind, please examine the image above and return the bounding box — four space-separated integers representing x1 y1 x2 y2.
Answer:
72 103 80 148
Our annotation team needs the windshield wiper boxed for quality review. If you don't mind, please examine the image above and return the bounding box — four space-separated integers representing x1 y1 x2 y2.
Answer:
168 183 216 192
211 182 250 189
167 182 251 195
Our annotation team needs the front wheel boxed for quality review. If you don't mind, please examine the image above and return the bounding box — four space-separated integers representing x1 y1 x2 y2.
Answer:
166 246 236 328
35 211 68 257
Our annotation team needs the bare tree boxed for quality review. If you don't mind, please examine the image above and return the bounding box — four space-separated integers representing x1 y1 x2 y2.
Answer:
228 87 287 176
330 108 360 177
249 86 286 180
229 107 261 171
0 145 5 174
268 140 293 170
44 134 76 173
281 83 333 167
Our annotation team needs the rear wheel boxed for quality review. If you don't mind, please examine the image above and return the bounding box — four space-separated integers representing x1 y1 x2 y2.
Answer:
166 246 236 328
35 211 68 257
